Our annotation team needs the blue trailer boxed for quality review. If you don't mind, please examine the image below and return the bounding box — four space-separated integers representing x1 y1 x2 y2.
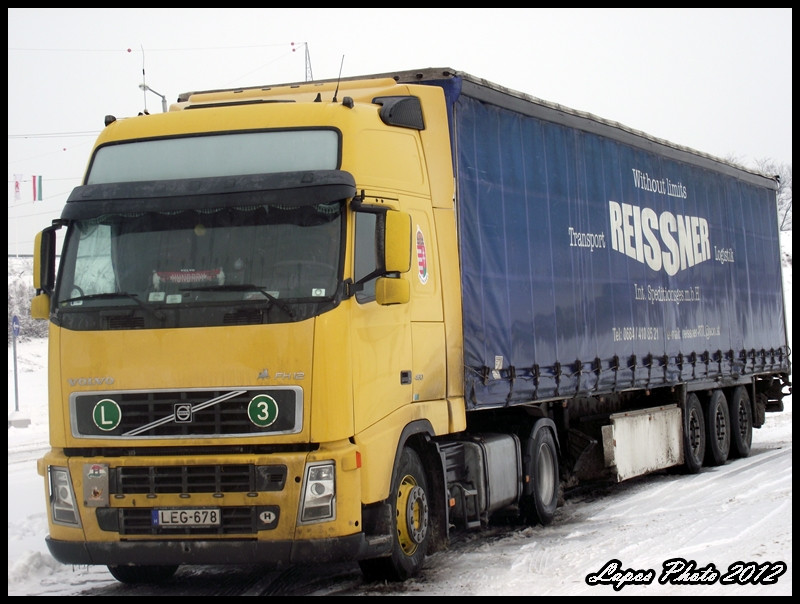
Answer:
430 72 790 408
388 68 791 524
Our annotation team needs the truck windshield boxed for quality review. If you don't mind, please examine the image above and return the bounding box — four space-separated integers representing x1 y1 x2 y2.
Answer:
55 201 343 328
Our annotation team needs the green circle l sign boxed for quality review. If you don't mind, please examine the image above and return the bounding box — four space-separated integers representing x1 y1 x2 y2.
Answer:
93 399 121 431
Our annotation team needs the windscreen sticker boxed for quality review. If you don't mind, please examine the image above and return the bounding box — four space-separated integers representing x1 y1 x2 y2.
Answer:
154 268 223 286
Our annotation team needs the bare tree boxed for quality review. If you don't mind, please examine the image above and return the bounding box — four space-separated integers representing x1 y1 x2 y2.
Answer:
753 159 792 232
7 258 48 344
724 155 792 233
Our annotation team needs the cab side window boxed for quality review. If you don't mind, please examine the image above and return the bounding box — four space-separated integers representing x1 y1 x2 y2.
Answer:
354 212 377 303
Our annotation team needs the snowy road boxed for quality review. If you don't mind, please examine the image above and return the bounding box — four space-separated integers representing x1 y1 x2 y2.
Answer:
10 392 791 595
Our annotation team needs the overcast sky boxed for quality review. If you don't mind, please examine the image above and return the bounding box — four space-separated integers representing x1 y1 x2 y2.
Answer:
7 8 793 255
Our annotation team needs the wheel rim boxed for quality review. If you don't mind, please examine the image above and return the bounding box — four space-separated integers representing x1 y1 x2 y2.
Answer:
688 408 703 456
713 404 729 449
396 475 428 555
735 401 749 440
536 443 555 503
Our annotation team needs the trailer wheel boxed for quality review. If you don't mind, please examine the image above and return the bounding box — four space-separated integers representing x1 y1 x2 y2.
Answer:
704 390 730 466
359 447 430 582
682 393 706 473
107 564 178 584
728 386 753 458
522 426 559 526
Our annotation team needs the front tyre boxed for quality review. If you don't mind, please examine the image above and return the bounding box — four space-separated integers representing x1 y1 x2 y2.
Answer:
522 424 559 525
107 564 178 584
359 447 430 582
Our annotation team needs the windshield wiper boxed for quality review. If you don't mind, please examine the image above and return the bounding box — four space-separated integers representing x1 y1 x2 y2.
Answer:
180 284 295 318
60 292 165 320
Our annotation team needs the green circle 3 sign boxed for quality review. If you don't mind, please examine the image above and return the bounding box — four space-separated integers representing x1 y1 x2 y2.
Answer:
248 394 279 428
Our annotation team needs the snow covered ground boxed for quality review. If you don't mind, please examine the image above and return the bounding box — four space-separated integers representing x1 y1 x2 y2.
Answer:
7 232 792 595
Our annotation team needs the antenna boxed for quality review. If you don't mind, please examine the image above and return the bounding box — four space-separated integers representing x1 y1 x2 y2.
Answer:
140 44 148 113
137 45 168 113
332 55 345 102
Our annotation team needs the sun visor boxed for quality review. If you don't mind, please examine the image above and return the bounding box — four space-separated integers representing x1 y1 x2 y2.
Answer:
61 170 356 220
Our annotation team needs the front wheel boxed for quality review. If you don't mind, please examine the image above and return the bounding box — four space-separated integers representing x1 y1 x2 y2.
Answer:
107 564 178 584
359 447 430 582
521 425 559 525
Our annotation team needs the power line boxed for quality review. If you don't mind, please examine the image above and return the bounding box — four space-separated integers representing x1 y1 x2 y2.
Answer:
9 131 100 139
8 177 79 184
9 42 293 53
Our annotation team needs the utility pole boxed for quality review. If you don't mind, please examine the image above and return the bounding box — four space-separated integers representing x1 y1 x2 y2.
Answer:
304 43 313 82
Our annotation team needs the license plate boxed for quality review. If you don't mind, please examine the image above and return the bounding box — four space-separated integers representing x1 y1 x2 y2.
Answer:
153 508 221 527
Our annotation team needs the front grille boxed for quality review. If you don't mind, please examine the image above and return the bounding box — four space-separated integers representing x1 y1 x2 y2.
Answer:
110 464 287 494
70 386 302 438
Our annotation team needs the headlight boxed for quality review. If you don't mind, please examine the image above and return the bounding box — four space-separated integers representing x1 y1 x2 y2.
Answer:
49 466 81 527
299 461 335 523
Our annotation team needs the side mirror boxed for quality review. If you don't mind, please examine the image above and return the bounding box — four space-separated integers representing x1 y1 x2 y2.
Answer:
384 210 411 273
375 276 410 305
30 293 50 320
33 227 58 293
31 225 60 320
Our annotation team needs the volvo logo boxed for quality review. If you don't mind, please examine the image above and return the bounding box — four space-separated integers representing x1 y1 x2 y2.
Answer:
68 376 115 387
174 403 193 423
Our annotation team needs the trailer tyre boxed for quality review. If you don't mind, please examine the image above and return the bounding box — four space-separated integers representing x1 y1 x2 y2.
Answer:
107 564 178 584
359 447 430 582
728 386 753 458
522 426 559 526
704 390 731 466
683 393 706 474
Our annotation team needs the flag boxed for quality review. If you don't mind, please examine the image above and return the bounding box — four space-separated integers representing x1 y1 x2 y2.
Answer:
32 175 42 202
14 174 22 201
